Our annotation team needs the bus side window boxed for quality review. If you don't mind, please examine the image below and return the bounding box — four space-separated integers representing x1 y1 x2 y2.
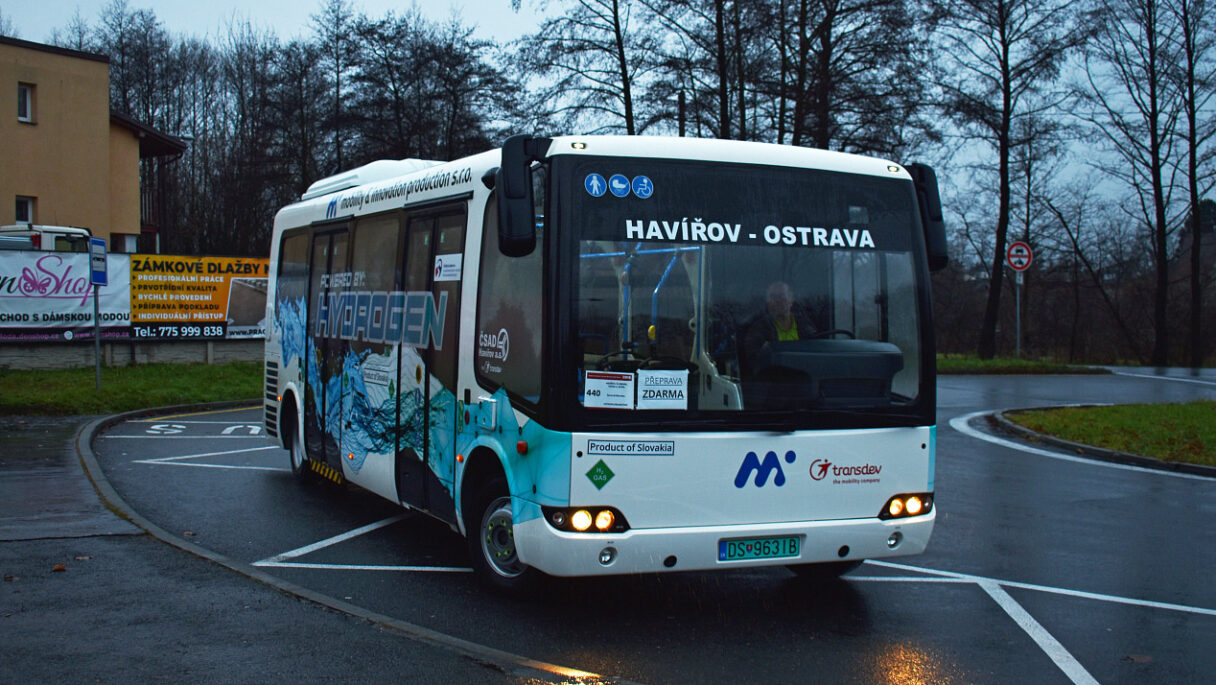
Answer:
476 193 543 405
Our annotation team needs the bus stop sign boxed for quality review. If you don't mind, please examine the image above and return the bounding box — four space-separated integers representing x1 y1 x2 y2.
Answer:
89 237 107 286
1006 241 1032 272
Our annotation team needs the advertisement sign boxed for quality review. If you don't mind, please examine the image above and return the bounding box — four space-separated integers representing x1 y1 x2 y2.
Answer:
129 255 269 339
0 252 132 341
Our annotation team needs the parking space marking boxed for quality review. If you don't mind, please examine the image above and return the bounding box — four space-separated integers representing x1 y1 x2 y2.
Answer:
865 560 1216 617
255 514 411 564
256 561 472 573
948 410 1213 481
980 580 1099 685
132 445 285 472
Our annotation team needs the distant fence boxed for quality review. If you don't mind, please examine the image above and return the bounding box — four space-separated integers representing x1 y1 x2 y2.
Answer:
0 251 268 369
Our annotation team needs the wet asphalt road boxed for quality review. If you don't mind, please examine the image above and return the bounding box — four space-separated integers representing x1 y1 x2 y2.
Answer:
8 369 1216 684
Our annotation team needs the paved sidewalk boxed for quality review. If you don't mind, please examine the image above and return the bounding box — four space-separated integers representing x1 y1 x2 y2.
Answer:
0 416 529 684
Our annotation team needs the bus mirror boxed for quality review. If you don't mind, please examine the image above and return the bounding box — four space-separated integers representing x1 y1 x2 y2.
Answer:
495 135 549 257
906 163 948 272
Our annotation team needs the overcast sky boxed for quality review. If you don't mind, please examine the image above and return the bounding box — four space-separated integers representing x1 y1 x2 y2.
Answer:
2 0 543 45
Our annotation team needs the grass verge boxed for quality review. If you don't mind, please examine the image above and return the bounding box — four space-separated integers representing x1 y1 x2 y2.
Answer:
937 354 1108 375
1005 402 1216 467
0 362 261 415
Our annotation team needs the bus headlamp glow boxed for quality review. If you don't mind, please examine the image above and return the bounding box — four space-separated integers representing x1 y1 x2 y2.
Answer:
571 141 587 149
879 493 933 520
888 499 904 517
542 506 630 534
571 509 593 531
595 510 615 531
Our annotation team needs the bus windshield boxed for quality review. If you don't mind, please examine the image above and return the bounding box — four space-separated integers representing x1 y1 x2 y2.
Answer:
568 158 925 418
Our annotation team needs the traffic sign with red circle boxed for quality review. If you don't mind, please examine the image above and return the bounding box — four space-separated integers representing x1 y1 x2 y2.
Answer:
1007 241 1032 271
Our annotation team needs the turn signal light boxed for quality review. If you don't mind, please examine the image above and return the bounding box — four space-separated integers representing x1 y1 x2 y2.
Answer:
879 493 933 520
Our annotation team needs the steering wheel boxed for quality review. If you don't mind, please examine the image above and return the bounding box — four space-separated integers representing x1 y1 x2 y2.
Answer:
641 356 696 371
596 348 640 371
811 329 855 339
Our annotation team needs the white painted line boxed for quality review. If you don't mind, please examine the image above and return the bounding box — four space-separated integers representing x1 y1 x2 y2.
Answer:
103 438 273 442
980 580 1100 685
256 514 410 564
1110 370 1216 388
136 446 280 463
132 420 264 424
130 461 287 472
867 560 1216 617
948 411 1214 482
849 575 975 584
253 561 472 573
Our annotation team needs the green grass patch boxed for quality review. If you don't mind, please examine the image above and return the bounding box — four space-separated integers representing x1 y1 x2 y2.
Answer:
1006 402 1216 467
0 362 261 415
937 354 1108 375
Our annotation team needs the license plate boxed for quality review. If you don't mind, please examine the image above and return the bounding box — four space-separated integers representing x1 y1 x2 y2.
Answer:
718 535 800 561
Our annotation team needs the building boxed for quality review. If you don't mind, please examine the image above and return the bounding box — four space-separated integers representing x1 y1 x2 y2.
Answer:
1 36 185 253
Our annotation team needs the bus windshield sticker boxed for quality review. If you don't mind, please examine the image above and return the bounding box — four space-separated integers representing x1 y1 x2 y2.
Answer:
433 254 462 282
636 370 688 410
584 371 635 409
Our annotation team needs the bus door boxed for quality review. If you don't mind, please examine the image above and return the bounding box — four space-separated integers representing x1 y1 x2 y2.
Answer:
395 207 464 520
305 228 349 473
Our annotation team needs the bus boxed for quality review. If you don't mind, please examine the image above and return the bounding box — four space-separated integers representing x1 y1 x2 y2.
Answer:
263 135 948 592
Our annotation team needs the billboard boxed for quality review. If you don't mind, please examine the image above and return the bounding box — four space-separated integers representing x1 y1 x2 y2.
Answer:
0 252 268 342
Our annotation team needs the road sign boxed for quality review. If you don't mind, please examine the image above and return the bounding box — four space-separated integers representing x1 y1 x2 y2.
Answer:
89 237 107 286
1006 241 1032 272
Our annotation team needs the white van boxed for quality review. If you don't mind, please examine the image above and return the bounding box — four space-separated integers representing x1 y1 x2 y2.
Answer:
0 224 92 252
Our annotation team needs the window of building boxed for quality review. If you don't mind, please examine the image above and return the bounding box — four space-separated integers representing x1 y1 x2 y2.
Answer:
15 196 34 224
111 234 140 254
17 83 34 123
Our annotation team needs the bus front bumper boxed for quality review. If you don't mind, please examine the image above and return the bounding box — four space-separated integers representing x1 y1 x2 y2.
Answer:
513 509 935 577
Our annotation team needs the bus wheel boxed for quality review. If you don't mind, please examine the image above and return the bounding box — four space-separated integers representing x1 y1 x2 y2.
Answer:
468 479 536 593
287 412 315 485
787 560 862 581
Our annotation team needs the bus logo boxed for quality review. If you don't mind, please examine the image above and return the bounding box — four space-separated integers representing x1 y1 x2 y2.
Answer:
326 198 339 220
810 459 832 481
734 450 796 488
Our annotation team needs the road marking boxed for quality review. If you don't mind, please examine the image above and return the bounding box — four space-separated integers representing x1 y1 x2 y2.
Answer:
864 560 1216 617
133 419 263 424
151 406 259 420
979 580 1099 685
948 410 1213 481
133 445 286 472
1110 370 1216 388
255 561 472 573
255 514 410 564
109 435 273 439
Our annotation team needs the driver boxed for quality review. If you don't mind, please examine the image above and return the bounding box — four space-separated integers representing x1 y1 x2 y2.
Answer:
741 281 815 374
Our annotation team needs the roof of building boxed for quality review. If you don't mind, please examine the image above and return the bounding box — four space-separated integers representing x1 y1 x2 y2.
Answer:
110 110 189 159
0 35 109 64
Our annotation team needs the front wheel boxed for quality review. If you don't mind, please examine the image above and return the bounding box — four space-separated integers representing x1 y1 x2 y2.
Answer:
467 479 539 594
287 410 316 485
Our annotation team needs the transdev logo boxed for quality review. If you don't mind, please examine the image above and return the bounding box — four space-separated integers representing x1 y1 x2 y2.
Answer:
734 450 796 488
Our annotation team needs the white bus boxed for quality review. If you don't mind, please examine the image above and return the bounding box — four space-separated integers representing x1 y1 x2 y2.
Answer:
263 135 948 592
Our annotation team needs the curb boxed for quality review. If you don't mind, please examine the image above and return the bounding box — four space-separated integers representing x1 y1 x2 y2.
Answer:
989 407 1216 479
73 403 620 685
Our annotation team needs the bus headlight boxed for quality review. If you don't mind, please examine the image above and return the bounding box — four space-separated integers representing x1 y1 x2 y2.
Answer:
544 506 630 533
571 510 593 531
879 493 933 520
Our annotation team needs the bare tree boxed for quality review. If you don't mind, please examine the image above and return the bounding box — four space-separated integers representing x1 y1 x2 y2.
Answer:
1079 0 1180 365
0 7 17 38
931 0 1091 359
1169 0 1216 366
517 0 658 134
312 0 358 172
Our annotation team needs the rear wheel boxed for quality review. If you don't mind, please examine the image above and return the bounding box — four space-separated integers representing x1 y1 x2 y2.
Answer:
788 560 862 580
467 478 538 593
